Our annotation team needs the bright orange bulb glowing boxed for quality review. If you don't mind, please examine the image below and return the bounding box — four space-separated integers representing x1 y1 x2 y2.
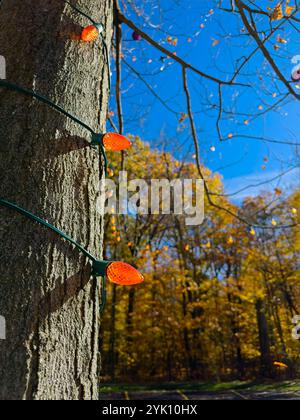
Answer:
106 262 144 286
102 133 132 152
81 25 99 42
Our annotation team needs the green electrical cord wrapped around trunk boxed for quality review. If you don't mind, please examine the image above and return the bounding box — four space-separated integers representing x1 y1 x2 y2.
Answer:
0 80 108 175
0 198 107 312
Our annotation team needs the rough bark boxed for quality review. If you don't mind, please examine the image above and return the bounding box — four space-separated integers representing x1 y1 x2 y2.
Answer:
0 0 113 400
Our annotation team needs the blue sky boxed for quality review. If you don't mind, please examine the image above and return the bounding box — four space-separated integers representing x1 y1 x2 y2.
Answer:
110 0 300 202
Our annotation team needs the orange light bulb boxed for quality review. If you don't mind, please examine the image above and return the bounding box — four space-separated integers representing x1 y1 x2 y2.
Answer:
81 25 100 42
102 133 132 152
106 262 144 286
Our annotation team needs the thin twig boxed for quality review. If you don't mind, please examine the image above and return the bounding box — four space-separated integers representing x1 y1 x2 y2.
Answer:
116 5 249 87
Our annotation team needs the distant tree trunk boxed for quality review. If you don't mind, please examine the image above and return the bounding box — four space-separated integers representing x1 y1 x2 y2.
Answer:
0 0 113 400
225 281 245 378
126 288 135 343
182 291 195 378
256 299 273 377
108 284 117 381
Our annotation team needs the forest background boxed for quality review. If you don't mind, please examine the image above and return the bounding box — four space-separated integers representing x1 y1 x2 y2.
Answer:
100 0 300 383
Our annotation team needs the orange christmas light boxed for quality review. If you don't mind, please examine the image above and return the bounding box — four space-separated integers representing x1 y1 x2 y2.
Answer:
81 23 103 42
102 132 132 151
93 260 144 313
106 262 144 286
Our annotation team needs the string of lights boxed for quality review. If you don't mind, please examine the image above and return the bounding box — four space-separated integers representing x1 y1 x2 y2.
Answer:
0 199 144 312
0 2 144 315
0 80 132 175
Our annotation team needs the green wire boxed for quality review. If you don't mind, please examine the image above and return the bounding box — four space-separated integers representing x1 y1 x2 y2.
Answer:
0 80 108 174
61 1 109 309
99 142 108 174
101 33 112 93
63 0 96 25
0 198 108 313
99 275 107 314
0 80 93 134
0 198 97 262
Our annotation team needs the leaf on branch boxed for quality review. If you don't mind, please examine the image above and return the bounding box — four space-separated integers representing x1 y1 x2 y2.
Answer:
269 3 284 21
179 112 188 123
166 36 178 46
276 34 287 44
285 0 295 16
212 39 220 47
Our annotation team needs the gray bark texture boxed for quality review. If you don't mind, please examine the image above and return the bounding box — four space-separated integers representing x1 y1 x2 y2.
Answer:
0 0 113 400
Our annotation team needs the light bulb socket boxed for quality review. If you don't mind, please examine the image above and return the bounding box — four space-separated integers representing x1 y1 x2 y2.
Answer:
92 260 110 277
91 132 104 148
94 23 104 35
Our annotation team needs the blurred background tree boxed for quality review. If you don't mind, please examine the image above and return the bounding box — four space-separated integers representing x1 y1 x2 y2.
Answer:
101 140 299 382
99 0 300 383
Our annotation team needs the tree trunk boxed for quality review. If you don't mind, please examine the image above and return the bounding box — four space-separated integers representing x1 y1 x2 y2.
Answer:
107 284 117 381
0 0 113 400
255 299 273 378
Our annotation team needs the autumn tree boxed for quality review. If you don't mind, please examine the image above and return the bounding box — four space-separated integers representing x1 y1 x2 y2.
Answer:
100 0 300 382
101 135 300 382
